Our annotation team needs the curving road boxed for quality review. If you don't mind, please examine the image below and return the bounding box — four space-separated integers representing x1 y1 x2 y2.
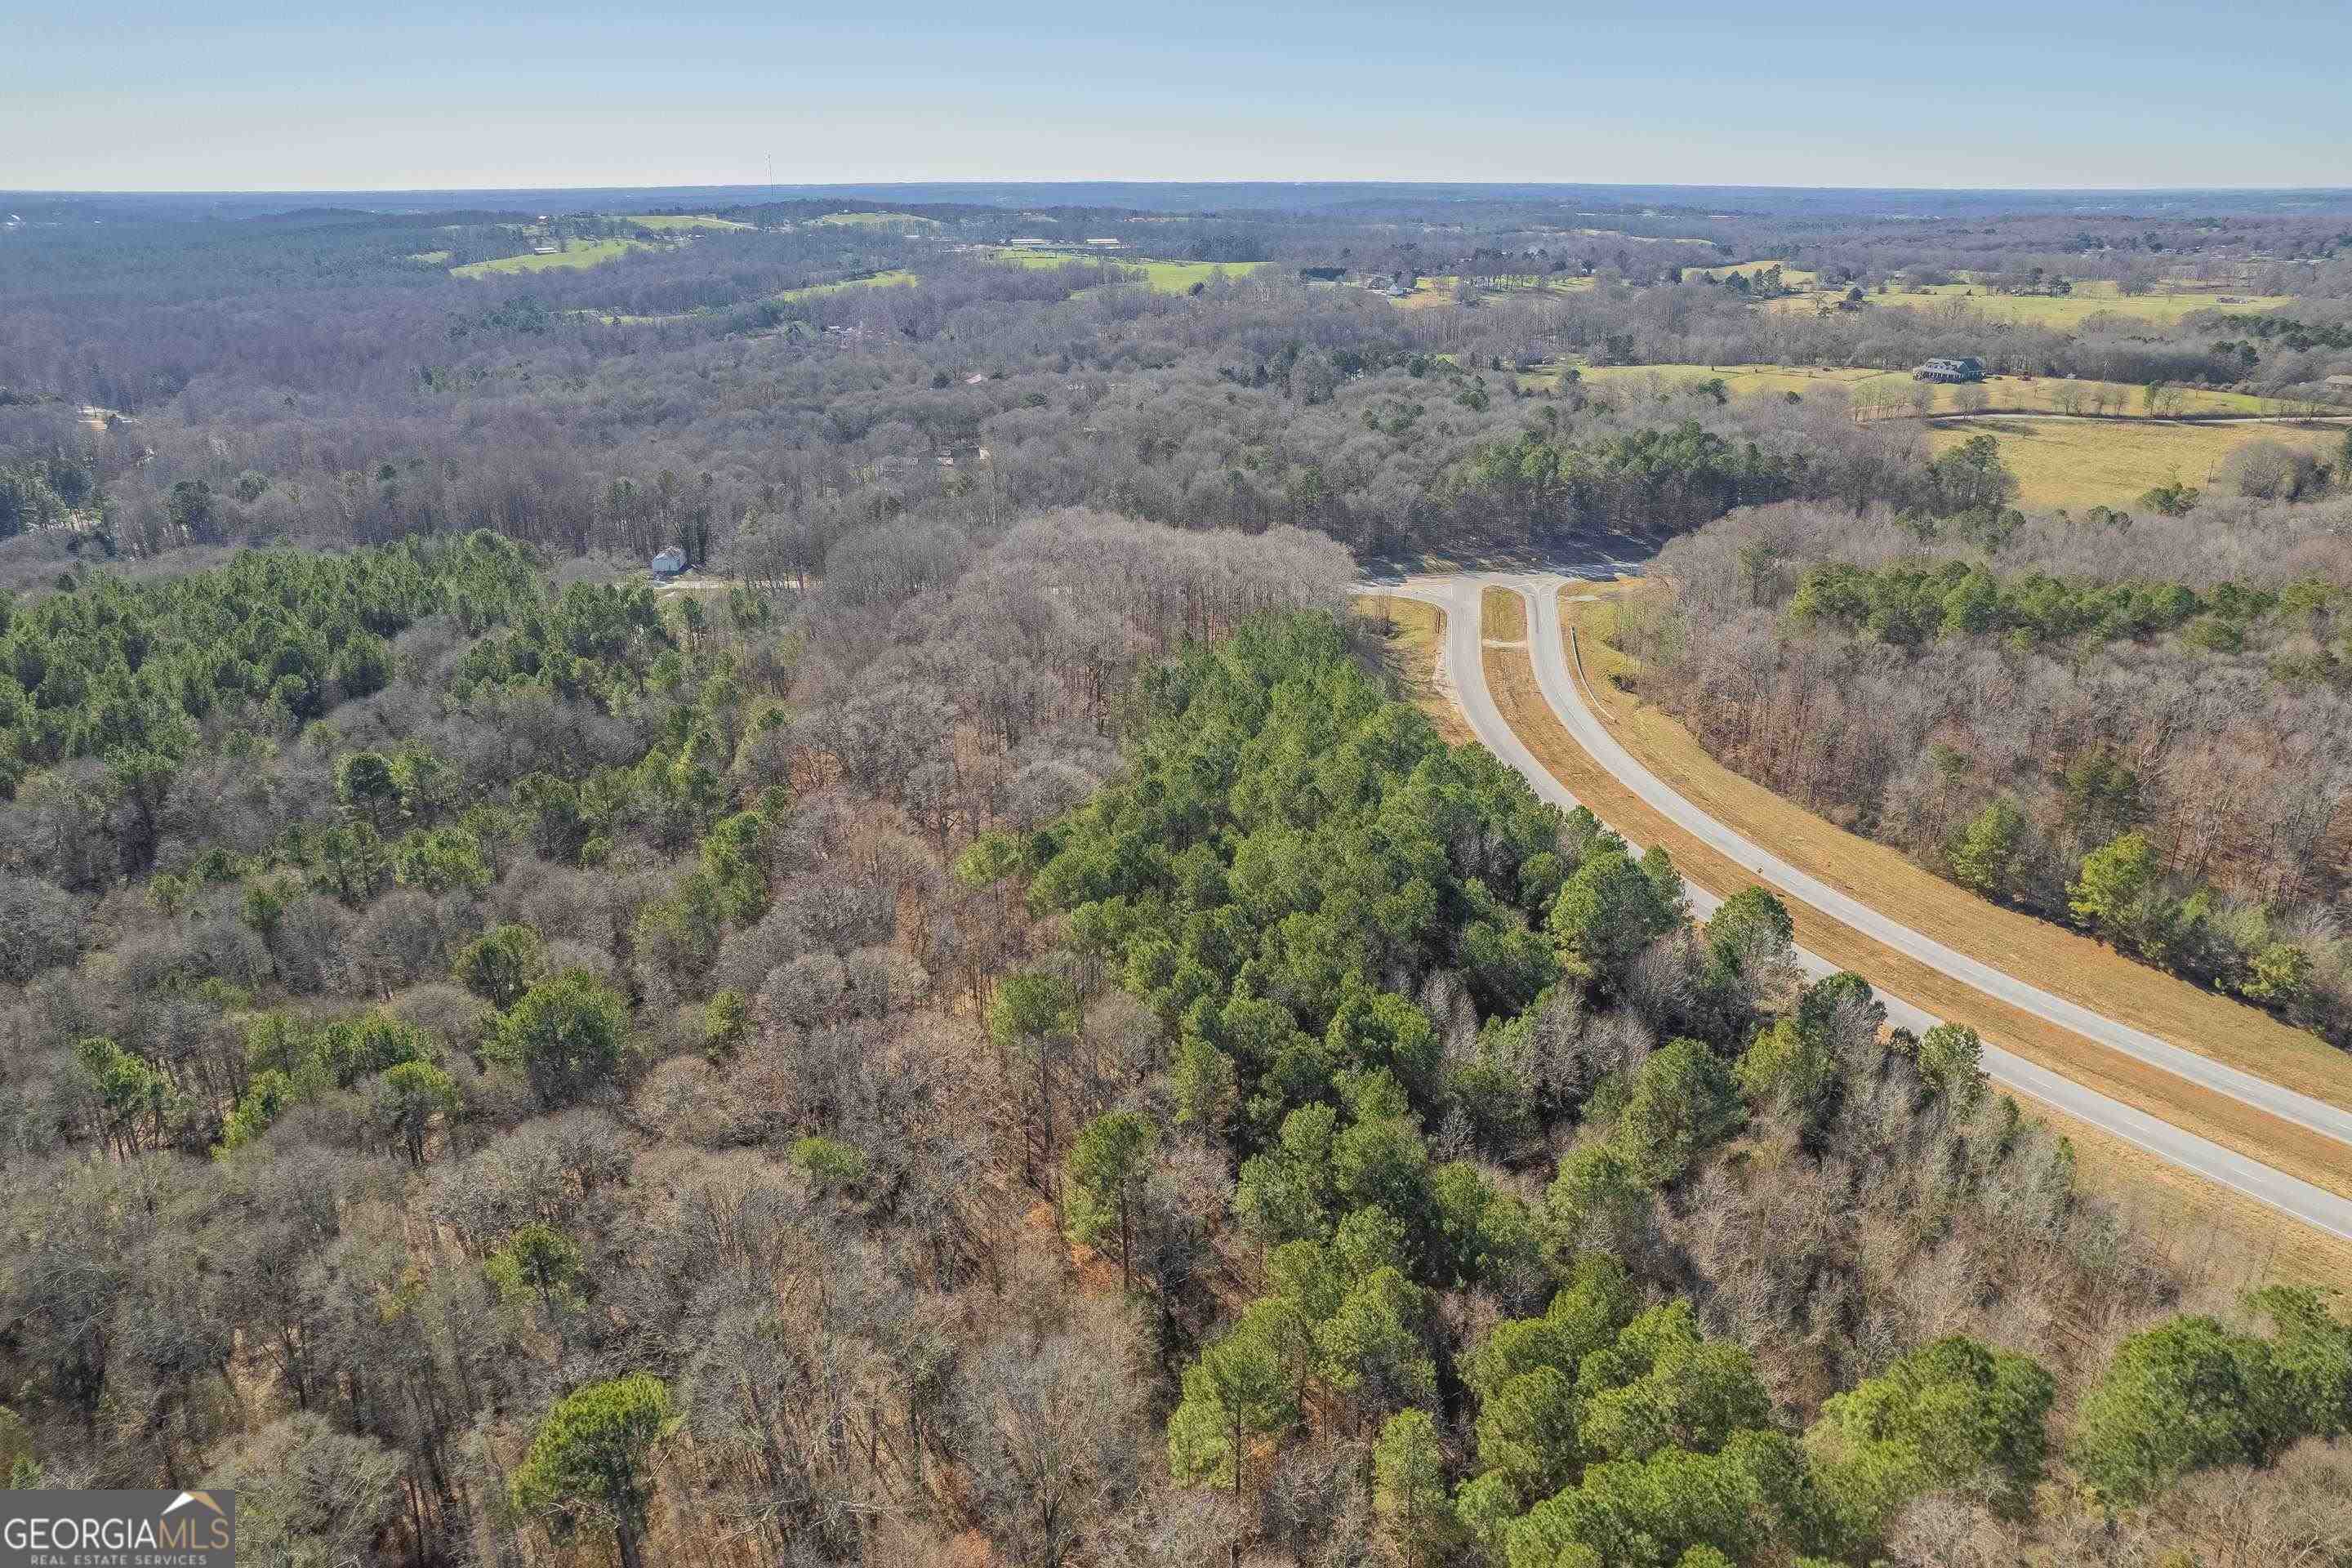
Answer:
1372 570 2352 1244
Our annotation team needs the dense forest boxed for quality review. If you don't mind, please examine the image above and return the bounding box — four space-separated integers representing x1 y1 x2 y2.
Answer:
6 528 2350 1566
5 189 2352 1567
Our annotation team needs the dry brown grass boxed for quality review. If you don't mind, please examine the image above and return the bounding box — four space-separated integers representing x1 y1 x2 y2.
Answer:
1926 417 2346 511
1481 631 2352 1285
1481 586 1527 642
1353 595 1468 743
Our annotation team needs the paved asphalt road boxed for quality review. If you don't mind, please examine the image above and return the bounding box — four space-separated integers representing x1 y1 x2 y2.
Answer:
1370 569 2352 1244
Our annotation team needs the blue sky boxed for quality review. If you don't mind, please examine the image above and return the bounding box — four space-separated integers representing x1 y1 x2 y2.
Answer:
8 0 2350 191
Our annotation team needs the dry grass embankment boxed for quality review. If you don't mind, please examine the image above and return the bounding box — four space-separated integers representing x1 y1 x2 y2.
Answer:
1476 601 2352 1285
1481 586 1527 642
1353 595 1466 743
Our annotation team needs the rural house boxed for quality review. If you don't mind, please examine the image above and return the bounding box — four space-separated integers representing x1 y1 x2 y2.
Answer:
1914 356 1986 383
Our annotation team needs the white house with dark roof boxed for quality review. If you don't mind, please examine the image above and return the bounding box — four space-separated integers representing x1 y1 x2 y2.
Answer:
1915 356 1985 383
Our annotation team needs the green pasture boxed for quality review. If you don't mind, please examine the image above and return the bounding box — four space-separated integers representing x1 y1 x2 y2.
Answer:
773 269 920 301
1571 362 2301 418
623 214 753 232
982 248 1267 293
816 212 942 230
1824 278 2296 328
451 238 655 277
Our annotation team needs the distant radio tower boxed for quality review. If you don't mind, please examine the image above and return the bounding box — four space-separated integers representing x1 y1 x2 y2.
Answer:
767 153 774 192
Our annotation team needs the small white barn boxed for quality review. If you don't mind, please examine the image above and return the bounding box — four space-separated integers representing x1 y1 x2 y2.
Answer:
650 546 688 577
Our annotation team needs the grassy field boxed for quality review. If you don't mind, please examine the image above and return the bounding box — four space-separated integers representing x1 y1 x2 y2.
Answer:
984 249 1268 293
1385 274 1596 310
815 212 941 230
574 305 719 325
622 214 752 232
1501 584 2352 1283
988 248 1089 270
451 238 654 277
1118 258 1269 292
405 250 452 265
1797 278 2297 328
773 269 921 302
1572 362 2298 418
1481 586 1527 641
1684 258 1820 288
1927 416 2345 510
580 265 924 321
1482 274 1598 297
1573 228 1722 248
1392 275 1460 310
1930 377 2287 417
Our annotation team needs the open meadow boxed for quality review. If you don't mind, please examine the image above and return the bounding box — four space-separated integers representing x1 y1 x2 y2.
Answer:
1392 274 1461 309
982 247 1267 292
1391 273 1597 308
1571 362 2307 417
772 267 920 301
621 213 753 231
814 211 941 229
584 266 923 320
1777 278 2297 327
1925 415 2345 510
449 237 655 276
1481 274 1598 297
1684 257 1820 287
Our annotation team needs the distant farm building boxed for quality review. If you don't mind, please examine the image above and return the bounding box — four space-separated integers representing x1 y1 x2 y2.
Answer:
650 546 687 577
1915 356 1985 383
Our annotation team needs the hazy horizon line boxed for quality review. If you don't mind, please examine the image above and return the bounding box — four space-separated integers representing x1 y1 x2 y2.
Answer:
11 177 2352 198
